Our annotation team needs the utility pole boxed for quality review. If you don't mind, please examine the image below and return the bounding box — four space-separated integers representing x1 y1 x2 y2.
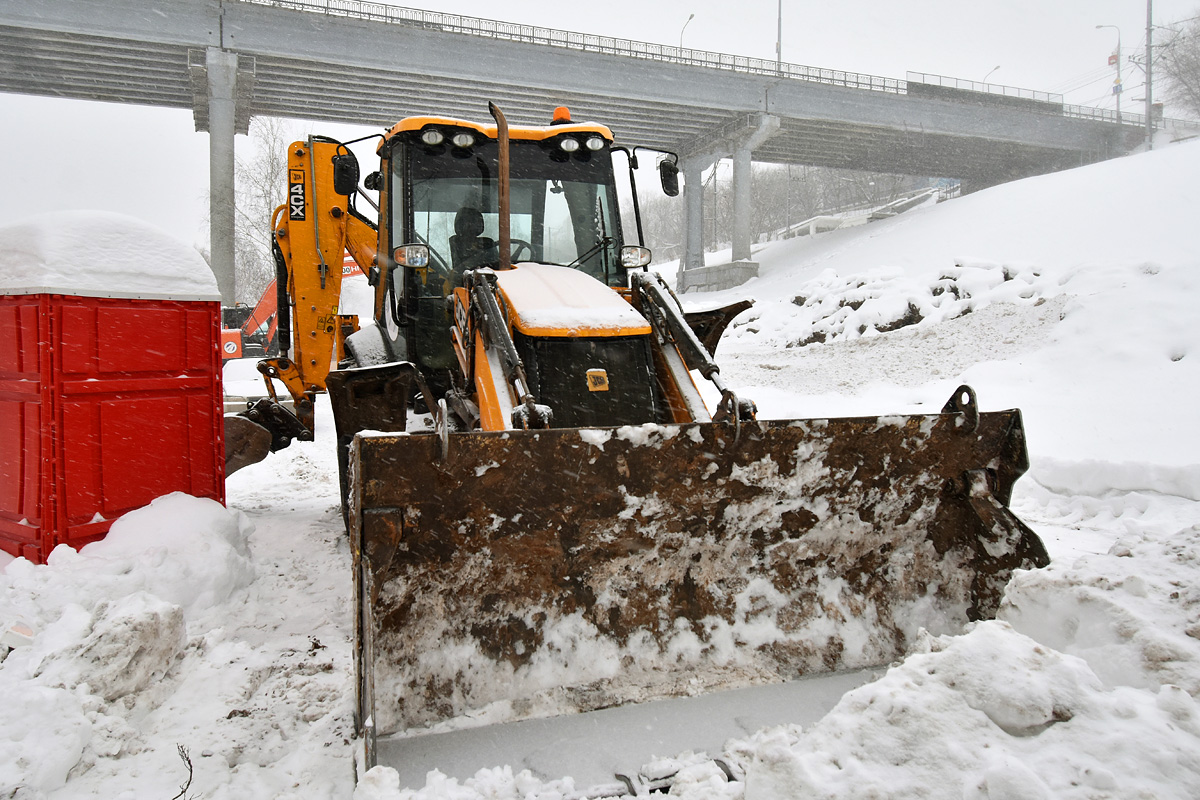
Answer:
776 0 782 73
1096 26 1122 124
1146 0 1154 149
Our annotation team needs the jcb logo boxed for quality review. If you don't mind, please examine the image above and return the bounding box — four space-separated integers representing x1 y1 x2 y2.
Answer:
586 369 609 392
289 169 306 220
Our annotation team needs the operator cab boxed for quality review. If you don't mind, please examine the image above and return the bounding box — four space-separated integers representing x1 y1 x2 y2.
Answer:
375 111 640 384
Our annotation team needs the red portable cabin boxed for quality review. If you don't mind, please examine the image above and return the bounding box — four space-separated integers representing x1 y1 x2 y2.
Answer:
0 211 225 564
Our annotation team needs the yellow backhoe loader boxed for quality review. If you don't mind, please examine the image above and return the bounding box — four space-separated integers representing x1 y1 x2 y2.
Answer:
225 104 1048 780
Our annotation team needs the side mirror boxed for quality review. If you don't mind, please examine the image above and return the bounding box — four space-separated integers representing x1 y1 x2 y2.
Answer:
332 153 360 196
620 245 652 269
393 244 430 269
363 171 382 192
659 160 680 197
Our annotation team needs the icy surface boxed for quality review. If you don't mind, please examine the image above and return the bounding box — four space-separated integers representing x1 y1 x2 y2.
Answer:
2 140 1200 798
0 209 220 299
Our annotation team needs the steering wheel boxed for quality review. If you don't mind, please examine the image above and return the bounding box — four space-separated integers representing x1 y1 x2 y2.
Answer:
510 239 534 262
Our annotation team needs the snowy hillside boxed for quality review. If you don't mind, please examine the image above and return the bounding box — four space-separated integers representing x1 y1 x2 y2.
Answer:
3 140 1200 799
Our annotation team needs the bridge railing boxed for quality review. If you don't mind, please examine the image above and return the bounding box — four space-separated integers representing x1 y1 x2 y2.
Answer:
905 71 1063 105
244 0 1195 131
244 0 905 93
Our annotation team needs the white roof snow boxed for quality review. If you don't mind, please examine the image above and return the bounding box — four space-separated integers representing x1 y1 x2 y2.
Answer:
495 263 650 336
0 210 220 301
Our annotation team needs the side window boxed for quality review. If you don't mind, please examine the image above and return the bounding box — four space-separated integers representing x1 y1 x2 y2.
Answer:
542 180 576 264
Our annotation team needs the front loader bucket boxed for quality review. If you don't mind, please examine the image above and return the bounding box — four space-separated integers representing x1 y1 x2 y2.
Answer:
349 386 1047 762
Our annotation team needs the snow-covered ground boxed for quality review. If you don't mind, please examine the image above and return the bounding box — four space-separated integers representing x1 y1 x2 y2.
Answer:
4 139 1200 799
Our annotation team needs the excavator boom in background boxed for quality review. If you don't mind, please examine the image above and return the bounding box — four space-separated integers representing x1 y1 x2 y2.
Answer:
220 277 279 361
224 103 1049 783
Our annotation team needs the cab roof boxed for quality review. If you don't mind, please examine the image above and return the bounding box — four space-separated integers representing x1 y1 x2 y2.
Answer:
380 114 614 151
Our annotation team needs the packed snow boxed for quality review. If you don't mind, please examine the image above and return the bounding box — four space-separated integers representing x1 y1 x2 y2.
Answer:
0 210 220 300
3 139 1200 798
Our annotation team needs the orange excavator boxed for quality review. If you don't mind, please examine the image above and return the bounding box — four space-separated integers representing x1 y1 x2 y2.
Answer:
223 104 1048 777
220 278 279 361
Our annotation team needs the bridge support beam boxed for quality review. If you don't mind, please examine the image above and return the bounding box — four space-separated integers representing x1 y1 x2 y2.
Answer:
731 147 753 263
206 47 239 305
681 159 708 273
677 114 780 293
189 47 255 305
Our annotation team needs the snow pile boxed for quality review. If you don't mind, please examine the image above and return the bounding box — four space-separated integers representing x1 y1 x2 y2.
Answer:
1003 525 1200 695
0 494 253 797
0 209 219 299
737 620 1200 799
709 141 1200 468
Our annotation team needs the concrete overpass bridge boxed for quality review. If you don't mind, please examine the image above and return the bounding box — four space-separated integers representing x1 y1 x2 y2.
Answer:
0 0 1166 299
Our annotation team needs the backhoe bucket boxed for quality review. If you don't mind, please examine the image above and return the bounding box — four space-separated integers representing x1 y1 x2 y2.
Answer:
349 386 1047 764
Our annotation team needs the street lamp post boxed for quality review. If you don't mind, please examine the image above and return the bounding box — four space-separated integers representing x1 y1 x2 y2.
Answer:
1096 24 1123 124
983 65 1001 84
776 0 782 73
1146 0 1154 150
680 13 694 52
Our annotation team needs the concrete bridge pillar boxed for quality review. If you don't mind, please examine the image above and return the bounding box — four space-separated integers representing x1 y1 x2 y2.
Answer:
731 147 753 263
681 158 709 274
206 47 239 305
189 46 254 305
677 114 780 293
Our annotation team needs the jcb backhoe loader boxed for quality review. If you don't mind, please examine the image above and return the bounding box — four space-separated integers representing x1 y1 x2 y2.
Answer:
225 104 1048 782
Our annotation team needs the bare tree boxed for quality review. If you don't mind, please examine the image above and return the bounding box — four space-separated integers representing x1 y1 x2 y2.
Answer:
636 163 931 264
1160 14 1200 120
232 116 297 304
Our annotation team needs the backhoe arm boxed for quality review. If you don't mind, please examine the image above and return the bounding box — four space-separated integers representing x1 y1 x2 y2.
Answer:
225 138 378 474
258 138 378 430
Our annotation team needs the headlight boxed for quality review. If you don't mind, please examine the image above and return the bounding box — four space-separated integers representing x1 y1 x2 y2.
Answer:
558 138 581 153
451 132 475 148
620 246 652 268
584 136 606 151
393 244 430 268
420 129 444 146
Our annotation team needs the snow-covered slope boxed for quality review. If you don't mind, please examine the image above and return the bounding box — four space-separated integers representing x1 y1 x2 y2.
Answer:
3 141 1200 799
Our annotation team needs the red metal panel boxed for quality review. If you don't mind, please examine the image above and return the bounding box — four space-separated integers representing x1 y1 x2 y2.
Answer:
60 303 94 374
99 396 191 511
0 294 225 563
0 296 50 562
98 306 188 375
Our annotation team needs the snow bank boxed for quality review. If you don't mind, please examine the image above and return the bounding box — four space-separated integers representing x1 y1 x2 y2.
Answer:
0 494 254 797
0 209 219 300
735 621 1200 799
1002 524 1200 694
712 139 1200 468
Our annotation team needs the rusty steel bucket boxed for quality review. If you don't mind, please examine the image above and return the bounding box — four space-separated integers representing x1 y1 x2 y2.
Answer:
343 384 1048 765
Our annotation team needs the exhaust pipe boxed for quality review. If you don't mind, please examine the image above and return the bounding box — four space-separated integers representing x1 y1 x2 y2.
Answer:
488 102 511 271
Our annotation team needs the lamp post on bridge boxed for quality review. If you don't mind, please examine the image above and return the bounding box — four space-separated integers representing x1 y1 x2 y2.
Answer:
776 0 782 73
679 13 694 52
983 65 1001 84
1096 24 1123 124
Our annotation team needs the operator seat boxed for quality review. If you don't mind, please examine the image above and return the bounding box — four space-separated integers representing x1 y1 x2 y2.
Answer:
449 207 497 277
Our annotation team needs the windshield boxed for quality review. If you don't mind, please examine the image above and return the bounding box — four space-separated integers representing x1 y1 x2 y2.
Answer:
394 135 624 295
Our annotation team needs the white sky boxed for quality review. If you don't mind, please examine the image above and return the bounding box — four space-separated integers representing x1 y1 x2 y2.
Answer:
2 0 1196 247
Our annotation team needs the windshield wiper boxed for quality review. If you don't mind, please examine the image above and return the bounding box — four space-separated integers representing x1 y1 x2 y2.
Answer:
566 236 614 269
